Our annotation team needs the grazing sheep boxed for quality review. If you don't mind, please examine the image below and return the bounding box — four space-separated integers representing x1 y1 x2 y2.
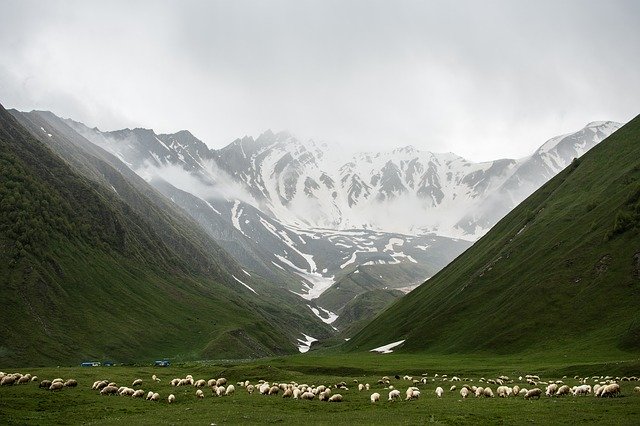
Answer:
475 387 484 398
388 389 401 401
49 382 64 391
483 387 494 398
460 387 469 399
599 383 620 398
225 385 235 396
196 389 204 399
512 385 520 396
329 394 343 402
64 379 78 388
216 378 227 386
146 391 155 400
2 375 18 386
301 391 315 400
358 383 364 391
634 386 640 393
555 385 570 396
168 394 175 403
39 380 53 389
216 386 226 397
152 374 160 382
269 386 279 395
573 385 591 396
132 389 145 398
132 379 143 387
17 375 31 385
195 379 206 388
435 387 444 398
150 393 160 402
524 388 542 400
497 386 509 398
319 391 329 401
120 388 135 396
450 385 457 392
259 384 270 395
246 384 255 394
545 384 558 397
101 386 119 396
171 379 180 387
370 392 381 403
282 388 293 398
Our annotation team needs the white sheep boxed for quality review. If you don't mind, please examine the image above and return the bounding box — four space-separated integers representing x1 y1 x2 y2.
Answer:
216 378 227 386
132 389 145 398
475 387 484 397
388 389 401 401
246 384 255 394
301 391 315 400
634 386 640 393
435 387 444 398
450 385 457 392
358 383 364 391
460 387 469 399
196 389 204 399
49 382 64 391
132 379 143 387
371 392 380 403
146 391 155 400
120 387 135 396
64 379 78 388
599 383 620 397
555 385 570 396
216 386 226 397
283 388 293 398
150 392 160 402
225 385 235 396
168 394 175 403
483 387 494 398
512 385 520 396
100 386 118 396
259 384 270 395
195 379 206 388
152 374 160 382
545 384 558 397
328 394 343 402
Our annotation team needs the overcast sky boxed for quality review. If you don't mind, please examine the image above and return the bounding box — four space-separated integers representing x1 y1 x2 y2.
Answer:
1 0 638 161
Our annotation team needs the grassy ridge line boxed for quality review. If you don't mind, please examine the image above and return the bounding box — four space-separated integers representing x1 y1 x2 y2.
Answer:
0 103 301 365
344 115 640 355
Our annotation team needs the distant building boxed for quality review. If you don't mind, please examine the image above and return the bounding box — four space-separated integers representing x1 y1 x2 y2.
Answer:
154 360 170 367
80 361 101 367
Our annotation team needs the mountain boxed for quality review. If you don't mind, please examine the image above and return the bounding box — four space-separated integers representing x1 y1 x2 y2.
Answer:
57 117 621 335
0 103 334 366
344 115 640 355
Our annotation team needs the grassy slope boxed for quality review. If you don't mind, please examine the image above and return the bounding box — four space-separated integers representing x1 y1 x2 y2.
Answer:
0 104 302 366
345 115 640 356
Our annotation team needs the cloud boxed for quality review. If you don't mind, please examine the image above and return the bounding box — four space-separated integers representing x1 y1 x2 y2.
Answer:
1 0 639 161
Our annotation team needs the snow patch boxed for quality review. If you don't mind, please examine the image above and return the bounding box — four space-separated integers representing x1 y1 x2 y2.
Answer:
307 304 339 324
370 340 406 354
232 275 257 295
296 333 318 353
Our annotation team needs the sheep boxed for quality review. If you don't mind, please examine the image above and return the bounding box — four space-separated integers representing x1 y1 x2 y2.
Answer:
269 386 279 395
101 386 119 396
195 379 206 388
460 387 469 399
216 386 226 397
108 382 117 387
259 384 270 395
225 384 235 396
246 384 255 394
497 386 509 398
405 387 420 400
599 383 620 398
120 388 135 396
388 389 401 401
512 385 520 396
634 386 640 393
524 388 542 400
132 379 143 387
2 375 18 385
171 378 180 387
545 384 558 397
483 387 494 398
358 383 364 391
216 378 227 386
319 391 329 401
150 392 160 402
450 385 457 392
282 388 293 398
573 385 591 396
301 391 315 400
555 385 570 396
435 387 444 398
168 394 175 403
196 389 204 399
328 394 343 402
152 374 160 382
293 388 302 399
64 379 78 388
370 392 381 403
49 382 64 391
132 389 145 398
17 375 31 385
475 387 484 398
146 391 155 400
39 380 53 389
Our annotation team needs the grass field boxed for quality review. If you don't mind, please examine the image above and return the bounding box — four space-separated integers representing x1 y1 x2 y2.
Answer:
2 353 639 424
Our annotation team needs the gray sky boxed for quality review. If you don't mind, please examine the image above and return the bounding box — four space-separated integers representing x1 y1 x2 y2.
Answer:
1 0 638 161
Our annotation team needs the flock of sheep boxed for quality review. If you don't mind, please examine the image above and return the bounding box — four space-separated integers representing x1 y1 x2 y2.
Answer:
2 370 639 406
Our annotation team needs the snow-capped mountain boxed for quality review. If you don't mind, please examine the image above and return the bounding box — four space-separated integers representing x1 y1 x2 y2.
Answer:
65 118 621 313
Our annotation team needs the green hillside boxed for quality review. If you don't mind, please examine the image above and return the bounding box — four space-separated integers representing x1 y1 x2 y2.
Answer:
345 115 640 356
0 103 323 366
